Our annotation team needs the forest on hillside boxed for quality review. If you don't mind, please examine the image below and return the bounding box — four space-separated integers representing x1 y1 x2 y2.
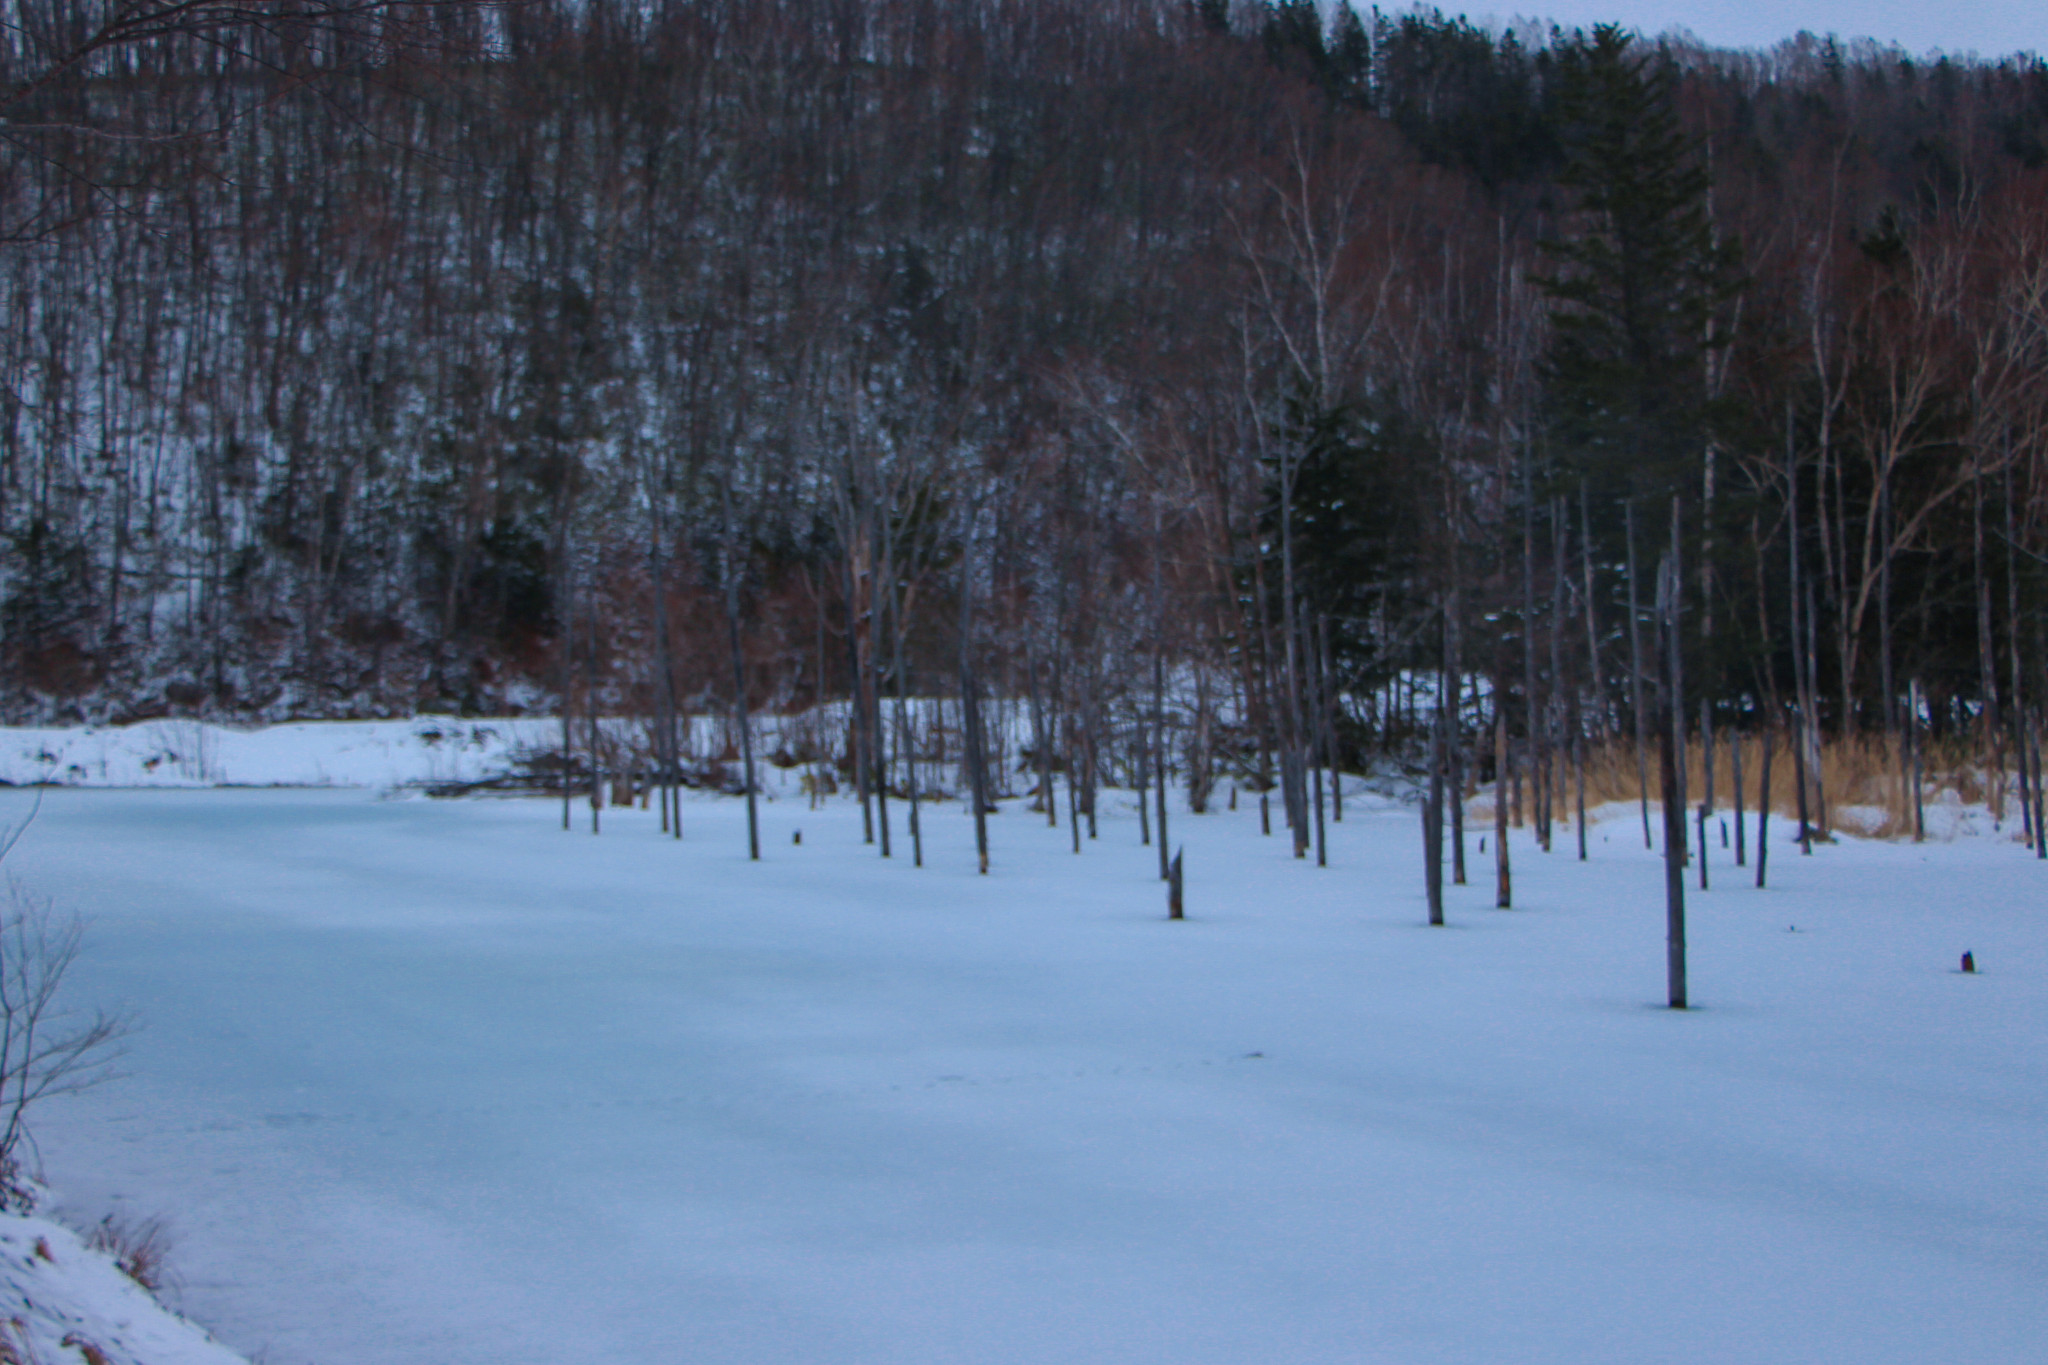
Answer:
5 0 2048 856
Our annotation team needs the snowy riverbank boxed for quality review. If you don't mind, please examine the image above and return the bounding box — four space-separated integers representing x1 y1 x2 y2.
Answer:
0 1200 248 1365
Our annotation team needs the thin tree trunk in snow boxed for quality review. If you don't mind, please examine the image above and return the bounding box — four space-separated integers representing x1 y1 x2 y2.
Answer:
1627 499 1651 848
1659 550 1688 1009
1494 698 1512 908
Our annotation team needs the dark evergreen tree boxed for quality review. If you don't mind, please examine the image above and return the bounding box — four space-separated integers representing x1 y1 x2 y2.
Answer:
1540 25 1741 511
1369 11 1556 189
1265 396 1434 705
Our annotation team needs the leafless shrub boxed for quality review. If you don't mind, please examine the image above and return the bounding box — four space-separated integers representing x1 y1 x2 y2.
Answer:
86 1214 174 1293
0 879 131 1208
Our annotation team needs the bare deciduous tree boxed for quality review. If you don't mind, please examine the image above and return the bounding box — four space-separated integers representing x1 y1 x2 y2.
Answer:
0 872 128 1205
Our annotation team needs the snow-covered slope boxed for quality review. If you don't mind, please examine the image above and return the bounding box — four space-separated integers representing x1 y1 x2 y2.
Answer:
0 1209 248 1365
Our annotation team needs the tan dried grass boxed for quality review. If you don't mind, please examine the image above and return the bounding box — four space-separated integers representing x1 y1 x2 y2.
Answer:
84 1214 172 1294
1464 732 2011 842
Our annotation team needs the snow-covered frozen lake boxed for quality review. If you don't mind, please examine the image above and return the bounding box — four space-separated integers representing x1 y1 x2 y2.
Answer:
5 785 2044 1363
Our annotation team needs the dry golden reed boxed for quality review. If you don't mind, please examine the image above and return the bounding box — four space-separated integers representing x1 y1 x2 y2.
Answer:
1465 733 2017 842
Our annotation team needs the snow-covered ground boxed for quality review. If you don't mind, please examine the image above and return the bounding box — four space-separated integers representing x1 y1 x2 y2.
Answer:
0 1206 248 1365
3 778 2043 1364
0 714 846 792
0 717 561 789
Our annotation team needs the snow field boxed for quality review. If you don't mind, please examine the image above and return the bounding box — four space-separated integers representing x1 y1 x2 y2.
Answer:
2 783 2043 1364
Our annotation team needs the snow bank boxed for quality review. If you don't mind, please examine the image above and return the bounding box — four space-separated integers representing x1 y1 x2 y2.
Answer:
0 716 820 793
0 718 558 790
0 1208 247 1365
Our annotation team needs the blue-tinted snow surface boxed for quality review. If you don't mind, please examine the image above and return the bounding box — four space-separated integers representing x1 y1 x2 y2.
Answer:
5 786 2044 1364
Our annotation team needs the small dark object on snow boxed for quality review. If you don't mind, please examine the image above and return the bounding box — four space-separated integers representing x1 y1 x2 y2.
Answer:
1787 925 1799 932
1961 951 1976 973
1167 848 1184 919
1720 819 1729 848
1479 836 1486 854
792 829 802 845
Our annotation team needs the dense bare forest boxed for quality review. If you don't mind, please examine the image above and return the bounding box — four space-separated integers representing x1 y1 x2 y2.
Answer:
6 2 2048 862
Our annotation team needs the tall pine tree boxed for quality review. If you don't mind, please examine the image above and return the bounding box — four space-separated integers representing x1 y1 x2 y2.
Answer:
1541 25 1740 509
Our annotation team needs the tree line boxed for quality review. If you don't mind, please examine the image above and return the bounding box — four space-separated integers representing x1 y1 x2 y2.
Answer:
5 1 2048 879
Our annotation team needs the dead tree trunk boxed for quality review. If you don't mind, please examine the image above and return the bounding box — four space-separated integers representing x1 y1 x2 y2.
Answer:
1626 499 1652 849
560 564 575 833
870 593 892 859
1067 704 1083 854
723 580 759 862
1136 693 1152 848
848 577 874 845
1974 469 2003 826
1279 440 1310 861
958 546 991 875
2018 709 2035 851
1804 580 1828 840
1309 628 1327 868
2023 712 2039 859
1190 662 1214 816
1731 725 1745 867
1658 547 1688 1010
1525 464 1545 855
1250 544 1279 838
1881 474 1899 809
811 577 829 815
1084 684 1100 841
2004 466 2031 846
1787 413 1815 855
1494 696 1512 908
1575 702 1587 862
1908 677 1924 842
1044 647 1062 830
652 531 683 840
1028 649 1052 822
1155 650 1171 881
892 575 922 869
1699 696 1712 891
1756 721 1774 888
1791 691 1813 855
1425 665 1445 927
1581 482 1603 743
1321 617 1343 823
1445 602 1465 884
1702 693 1716 828
1550 498 1569 851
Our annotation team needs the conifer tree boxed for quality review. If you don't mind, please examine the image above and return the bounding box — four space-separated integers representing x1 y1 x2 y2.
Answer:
1541 25 1740 512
